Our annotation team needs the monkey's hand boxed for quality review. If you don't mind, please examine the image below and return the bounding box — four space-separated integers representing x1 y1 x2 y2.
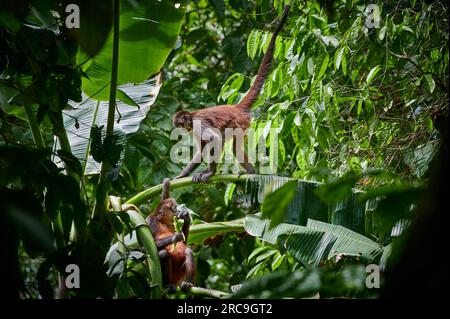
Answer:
192 170 215 183
180 281 193 292
176 209 190 221
174 232 184 242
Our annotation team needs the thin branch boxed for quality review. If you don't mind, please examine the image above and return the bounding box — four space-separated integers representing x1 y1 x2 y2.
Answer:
181 286 231 299
93 0 120 217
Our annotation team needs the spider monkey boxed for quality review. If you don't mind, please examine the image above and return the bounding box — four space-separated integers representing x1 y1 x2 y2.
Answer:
173 5 290 183
145 178 195 293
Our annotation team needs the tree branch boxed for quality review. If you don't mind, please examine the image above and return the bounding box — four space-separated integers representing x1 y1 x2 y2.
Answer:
125 174 254 206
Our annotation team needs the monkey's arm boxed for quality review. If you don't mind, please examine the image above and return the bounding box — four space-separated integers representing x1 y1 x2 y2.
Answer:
174 150 202 179
155 233 184 250
147 215 184 249
177 209 191 242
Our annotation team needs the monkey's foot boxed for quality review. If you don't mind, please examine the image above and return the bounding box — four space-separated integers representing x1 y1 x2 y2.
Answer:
158 249 169 259
166 284 177 294
174 232 184 242
180 281 193 292
237 170 248 177
192 170 214 183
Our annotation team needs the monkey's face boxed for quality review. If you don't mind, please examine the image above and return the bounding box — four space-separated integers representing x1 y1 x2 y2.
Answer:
157 198 178 224
173 111 193 130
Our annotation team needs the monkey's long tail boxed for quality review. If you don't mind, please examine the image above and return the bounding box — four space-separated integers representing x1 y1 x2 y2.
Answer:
161 178 171 200
236 5 290 110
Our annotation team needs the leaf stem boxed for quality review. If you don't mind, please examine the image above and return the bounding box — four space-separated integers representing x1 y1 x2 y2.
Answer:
180 286 231 298
126 208 162 298
125 174 254 206
24 105 45 148
93 0 120 217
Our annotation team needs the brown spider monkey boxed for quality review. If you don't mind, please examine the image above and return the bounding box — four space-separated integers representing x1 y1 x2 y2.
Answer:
173 5 290 183
145 178 195 293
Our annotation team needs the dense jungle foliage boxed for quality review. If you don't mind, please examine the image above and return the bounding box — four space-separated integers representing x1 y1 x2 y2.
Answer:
0 0 448 299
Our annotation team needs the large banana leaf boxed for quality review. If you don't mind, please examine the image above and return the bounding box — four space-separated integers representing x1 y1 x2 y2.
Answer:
55 74 162 174
245 175 377 236
244 214 316 245
55 1 185 174
244 215 384 267
79 0 185 100
301 219 383 262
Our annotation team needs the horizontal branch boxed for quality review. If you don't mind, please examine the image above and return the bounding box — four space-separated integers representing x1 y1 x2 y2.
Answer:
183 286 231 298
125 174 253 206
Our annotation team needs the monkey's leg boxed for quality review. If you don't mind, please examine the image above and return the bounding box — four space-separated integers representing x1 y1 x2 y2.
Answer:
174 150 202 179
158 249 176 293
155 233 184 250
180 247 195 292
233 137 256 174
192 134 220 183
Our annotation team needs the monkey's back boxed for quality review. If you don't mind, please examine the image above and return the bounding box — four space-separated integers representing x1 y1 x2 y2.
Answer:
193 104 251 131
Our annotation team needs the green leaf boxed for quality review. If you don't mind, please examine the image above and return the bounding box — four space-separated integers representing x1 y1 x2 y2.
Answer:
283 231 337 267
255 249 277 264
424 74 435 93
315 173 359 204
271 253 285 270
247 30 261 60
56 74 162 174
245 261 264 279
366 65 381 84
378 26 386 41
117 89 140 108
224 182 236 206
305 219 383 262
341 48 347 76
262 180 298 228
67 0 113 56
79 0 185 100
334 47 345 70
318 53 329 79
307 57 314 76
244 214 306 244
248 246 271 262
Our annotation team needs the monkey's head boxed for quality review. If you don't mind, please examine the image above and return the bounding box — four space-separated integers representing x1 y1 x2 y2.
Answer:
155 198 178 225
173 111 193 130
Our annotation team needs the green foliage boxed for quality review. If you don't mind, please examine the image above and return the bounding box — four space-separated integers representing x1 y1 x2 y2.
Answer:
0 0 447 299
244 214 384 267
78 0 186 100
261 180 297 228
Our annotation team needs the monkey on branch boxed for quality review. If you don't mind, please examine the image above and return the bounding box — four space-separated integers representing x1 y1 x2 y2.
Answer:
172 6 290 183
